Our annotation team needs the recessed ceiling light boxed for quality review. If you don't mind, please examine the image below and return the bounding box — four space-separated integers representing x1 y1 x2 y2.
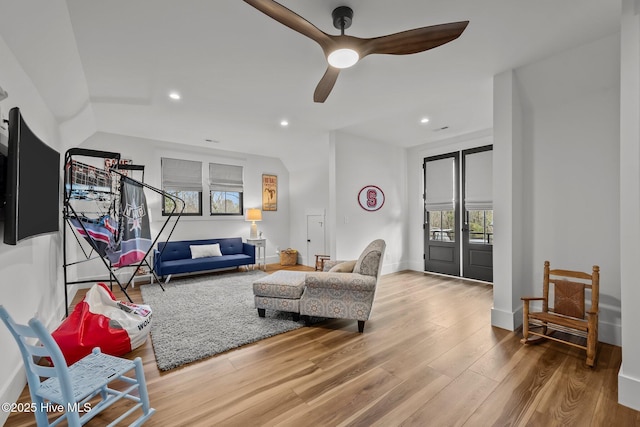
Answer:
420 117 430 124
169 92 181 100
280 120 289 127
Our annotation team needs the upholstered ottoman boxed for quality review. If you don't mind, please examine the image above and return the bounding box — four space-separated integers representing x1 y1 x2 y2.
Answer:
252 271 306 321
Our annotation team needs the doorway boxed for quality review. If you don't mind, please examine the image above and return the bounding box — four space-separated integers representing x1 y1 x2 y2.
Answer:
424 153 460 276
306 214 326 267
424 146 493 281
461 146 493 282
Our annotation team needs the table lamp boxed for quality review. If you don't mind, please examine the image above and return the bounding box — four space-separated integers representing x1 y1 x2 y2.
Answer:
245 208 262 239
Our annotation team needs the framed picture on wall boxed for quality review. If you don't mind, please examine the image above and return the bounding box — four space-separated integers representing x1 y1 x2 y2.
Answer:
262 174 277 211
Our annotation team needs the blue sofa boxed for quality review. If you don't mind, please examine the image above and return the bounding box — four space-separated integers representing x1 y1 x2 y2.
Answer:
153 237 256 279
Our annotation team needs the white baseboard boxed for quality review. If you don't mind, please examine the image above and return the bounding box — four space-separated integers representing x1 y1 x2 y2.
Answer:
491 306 522 331
408 261 424 272
266 255 280 265
619 364 640 411
599 320 622 346
381 260 408 275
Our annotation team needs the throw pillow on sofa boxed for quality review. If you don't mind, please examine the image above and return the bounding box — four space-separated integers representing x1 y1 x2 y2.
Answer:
328 260 357 273
190 243 223 259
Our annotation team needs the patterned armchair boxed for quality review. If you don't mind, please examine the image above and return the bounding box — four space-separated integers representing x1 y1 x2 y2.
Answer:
300 239 386 332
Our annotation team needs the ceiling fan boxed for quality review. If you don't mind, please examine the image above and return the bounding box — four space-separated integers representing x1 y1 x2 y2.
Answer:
244 0 469 103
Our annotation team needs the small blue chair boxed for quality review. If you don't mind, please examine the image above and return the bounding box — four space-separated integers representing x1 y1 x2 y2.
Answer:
0 305 155 426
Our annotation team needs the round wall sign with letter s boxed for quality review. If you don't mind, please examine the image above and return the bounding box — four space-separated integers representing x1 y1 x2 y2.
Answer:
358 185 385 211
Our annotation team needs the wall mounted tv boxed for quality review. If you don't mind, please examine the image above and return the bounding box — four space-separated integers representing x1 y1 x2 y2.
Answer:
3 107 60 245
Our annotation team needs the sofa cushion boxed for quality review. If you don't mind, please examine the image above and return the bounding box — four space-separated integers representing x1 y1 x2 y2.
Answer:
159 254 252 276
217 238 245 255
158 237 244 261
158 242 192 262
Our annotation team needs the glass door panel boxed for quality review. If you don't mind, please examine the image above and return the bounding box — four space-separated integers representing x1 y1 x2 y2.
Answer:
424 153 460 276
462 146 493 282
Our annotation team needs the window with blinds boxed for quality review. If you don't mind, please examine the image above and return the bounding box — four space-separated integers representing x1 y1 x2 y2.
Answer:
425 156 456 242
209 163 244 215
464 148 493 245
161 157 203 215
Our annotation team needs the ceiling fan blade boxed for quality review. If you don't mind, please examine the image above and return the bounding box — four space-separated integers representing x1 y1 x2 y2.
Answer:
244 0 332 50
359 21 469 58
314 67 340 103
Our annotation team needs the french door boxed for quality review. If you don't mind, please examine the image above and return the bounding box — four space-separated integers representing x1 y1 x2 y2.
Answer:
461 146 493 282
424 146 493 281
424 153 460 276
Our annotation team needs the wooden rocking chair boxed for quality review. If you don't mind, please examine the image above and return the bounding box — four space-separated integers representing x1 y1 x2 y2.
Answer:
521 260 600 367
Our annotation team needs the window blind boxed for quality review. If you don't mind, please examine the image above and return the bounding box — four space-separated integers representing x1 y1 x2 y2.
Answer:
209 163 244 192
425 157 455 211
464 150 493 211
161 158 203 192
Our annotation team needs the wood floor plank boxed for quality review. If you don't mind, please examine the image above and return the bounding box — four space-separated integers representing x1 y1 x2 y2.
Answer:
426 323 513 378
463 343 570 426
273 367 403 427
590 345 640 426
6 266 639 426
468 327 542 382
344 365 453 426
400 370 499 427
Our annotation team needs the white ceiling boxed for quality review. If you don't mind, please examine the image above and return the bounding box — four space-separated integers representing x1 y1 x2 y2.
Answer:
0 1 621 159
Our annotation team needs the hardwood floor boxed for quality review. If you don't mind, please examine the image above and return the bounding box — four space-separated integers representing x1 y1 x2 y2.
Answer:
6 266 640 426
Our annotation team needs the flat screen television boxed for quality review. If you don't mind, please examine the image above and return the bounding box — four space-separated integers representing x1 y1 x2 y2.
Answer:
0 153 6 221
3 107 60 245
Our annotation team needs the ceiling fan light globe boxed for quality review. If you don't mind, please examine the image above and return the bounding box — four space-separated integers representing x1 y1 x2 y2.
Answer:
327 48 359 69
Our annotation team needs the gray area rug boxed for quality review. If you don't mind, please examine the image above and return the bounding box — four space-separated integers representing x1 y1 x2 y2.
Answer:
140 270 305 371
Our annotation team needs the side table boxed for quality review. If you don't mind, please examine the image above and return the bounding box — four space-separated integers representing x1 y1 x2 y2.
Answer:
246 238 266 271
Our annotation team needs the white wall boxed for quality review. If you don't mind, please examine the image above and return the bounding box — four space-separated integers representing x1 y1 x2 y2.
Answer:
71 132 291 282
0 35 65 425
331 131 407 274
281 133 331 267
619 0 640 411
512 34 621 345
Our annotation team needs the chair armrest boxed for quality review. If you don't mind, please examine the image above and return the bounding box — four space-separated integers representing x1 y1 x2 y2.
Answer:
305 272 377 292
521 297 545 301
153 249 161 274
